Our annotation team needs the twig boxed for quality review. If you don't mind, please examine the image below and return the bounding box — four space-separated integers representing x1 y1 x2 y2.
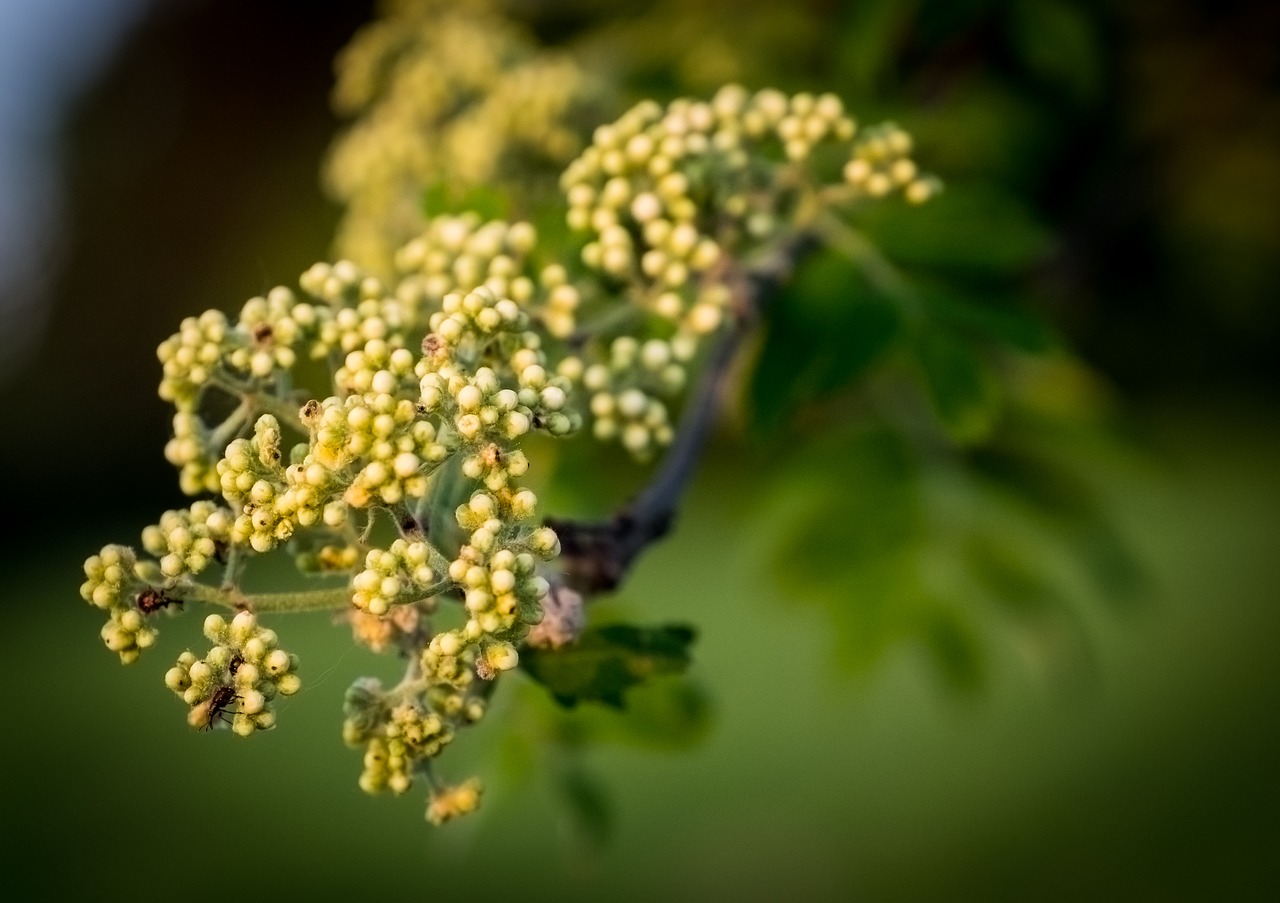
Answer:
180 581 351 613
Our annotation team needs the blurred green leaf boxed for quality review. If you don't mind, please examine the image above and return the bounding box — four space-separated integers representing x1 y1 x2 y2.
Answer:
774 427 920 577
547 677 713 751
835 0 918 95
770 428 947 677
969 442 1095 519
923 604 986 692
1008 0 1103 106
905 79 1061 187
555 764 613 846
857 183 1054 275
592 678 712 749
1071 528 1147 605
916 326 1001 443
521 624 697 708
751 252 901 431
968 441 1147 604
917 281 1057 353
964 533 1062 616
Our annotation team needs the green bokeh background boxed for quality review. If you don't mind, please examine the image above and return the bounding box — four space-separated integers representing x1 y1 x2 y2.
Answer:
1 1 1278 899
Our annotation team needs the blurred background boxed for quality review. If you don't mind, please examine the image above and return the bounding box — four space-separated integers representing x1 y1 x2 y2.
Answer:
1 0 1278 899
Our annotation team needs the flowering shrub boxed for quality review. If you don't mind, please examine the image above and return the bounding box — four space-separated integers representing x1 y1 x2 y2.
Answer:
79 34 938 827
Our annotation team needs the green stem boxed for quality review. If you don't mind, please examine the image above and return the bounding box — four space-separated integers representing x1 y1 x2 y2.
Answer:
220 544 245 592
811 211 923 322
208 398 252 452
181 581 351 613
210 376 308 432
252 392 309 433
396 578 457 608
568 301 643 346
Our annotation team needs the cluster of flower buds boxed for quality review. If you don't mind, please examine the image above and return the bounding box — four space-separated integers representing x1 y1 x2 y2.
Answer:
420 492 558 682
301 393 446 509
556 86 937 456
217 415 291 553
426 778 483 826
236 286 330 361
82 545 169 664
347 604 421 653
335 338 417 397
342 677 470 801
394 214 596 341
295 542 360 575
81 76 940 827
157 311 232 409
395 215 538 310
843 122 941 204
165 410 224 495
574 335 692 458
351 539 443 616
416 288 580 462
140 501 233 579
164 612 300 736
326 0 589 272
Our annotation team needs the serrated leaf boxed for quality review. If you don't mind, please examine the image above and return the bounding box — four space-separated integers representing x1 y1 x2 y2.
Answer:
521 624 697 708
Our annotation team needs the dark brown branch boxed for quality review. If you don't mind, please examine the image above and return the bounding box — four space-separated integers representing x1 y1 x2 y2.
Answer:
547 233 815 594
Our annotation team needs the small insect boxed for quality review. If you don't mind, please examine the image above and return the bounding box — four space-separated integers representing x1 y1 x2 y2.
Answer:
299 398 323 427
202 685 240 731
135 588 182 615
480 443 503 469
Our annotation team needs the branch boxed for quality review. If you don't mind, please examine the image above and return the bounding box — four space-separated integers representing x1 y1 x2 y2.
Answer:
180 581 351 613
546 232 815 594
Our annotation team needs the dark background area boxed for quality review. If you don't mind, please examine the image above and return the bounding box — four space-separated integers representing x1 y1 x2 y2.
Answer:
0 1 1277 900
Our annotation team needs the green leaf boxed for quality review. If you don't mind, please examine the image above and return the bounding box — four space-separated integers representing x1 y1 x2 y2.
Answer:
963 533 1063 617
857 182 1054 276
967 443 1147 604
916 327 1001 443
967 440 1090 517
591 679 712 750
922 604 986 693
555 765 613 847
521 624 697 708
750 251 902 431
1008 0 1103 107
916 281 1058 354
768 427 935 675
834 0 918 95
